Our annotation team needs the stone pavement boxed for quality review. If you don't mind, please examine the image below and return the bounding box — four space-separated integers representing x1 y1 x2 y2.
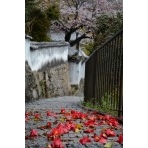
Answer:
25 96 123 148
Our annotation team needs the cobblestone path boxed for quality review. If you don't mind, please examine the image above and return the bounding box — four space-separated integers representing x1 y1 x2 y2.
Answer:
25 96 123 148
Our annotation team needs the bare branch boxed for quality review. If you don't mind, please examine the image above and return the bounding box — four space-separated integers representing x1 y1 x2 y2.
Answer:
70 31 92 46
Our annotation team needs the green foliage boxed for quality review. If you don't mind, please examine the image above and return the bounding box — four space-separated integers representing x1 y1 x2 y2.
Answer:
25 0 60 41
46 4 60 20
82 41 95 56
29 9 51 41
25 0 36 23
94 12 123 49
83 12 123 55
82 93 118 117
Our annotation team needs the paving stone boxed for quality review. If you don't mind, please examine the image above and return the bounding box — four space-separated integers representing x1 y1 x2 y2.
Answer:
25 96 123 148
75 133 83 138
66 143 84 148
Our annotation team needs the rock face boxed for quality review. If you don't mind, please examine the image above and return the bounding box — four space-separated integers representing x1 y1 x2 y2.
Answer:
25 62 39 102
25 62 71 102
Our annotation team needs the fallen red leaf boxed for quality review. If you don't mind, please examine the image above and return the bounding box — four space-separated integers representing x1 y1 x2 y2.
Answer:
25 116 29 122
84 128 94 133
51 138 64 148
65 121 75 131
97 115 104 120
117 134 123 144
93 135 100 142
105 129 116 137
47 111 57 117
79 113 87 120
108 118 119 127
100 133 108 139
98 120 107 126
84 120 97 127
65 116 71 121
46 122 52 128
37 122 52 130
71 110 76 114
47 111 53 116
103 115 112 120
79 136 91 144
88 115 96 121
60 109 66 114
30 129 38 137
47 122 73 140
98 137 107 144
25 111 32 116
34 113 40 119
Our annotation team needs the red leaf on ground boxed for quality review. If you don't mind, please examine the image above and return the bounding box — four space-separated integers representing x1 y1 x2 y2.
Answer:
57 123 69 134
79 113 87 120
93 134 107 144
51 138 64 148
117 134 123 144
65 121 75 131
100 133 108 139
84 120 97 127
47 128 61 140
65 116 71 121
71 110 76 114
98 120 107 126
47 111 57 117
47 111 53 116
30 129 38 137
105 129 116 137
46 122 52 128
97 115 104 120
98 137 107 144
79 136 91 145
34 113 40 119
103 115 112 120
52 128 61 136
108 118 119 127
25 116 29 122
60 109 66 114
88 115 96 121
93 135 100 142
25 111 32 116
37 122 52 130
84 128 94 133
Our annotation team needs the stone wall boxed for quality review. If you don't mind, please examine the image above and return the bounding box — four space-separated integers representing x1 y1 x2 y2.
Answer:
25 62 71 102
25 61 39 102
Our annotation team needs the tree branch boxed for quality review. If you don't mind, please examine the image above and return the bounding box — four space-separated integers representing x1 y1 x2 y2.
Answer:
65 24 83 42
70 32 91 47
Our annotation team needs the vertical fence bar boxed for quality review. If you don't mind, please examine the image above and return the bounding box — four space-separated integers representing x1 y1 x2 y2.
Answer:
97 50 102 105
115 35 119 110
109 40 114 110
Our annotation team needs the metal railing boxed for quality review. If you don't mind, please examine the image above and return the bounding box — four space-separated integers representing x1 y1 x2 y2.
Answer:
84 29 123 117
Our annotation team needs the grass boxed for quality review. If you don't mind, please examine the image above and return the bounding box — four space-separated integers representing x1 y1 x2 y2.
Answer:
81 100 118 117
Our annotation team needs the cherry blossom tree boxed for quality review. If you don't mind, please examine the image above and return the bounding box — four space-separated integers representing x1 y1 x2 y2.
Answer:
51 0 123 47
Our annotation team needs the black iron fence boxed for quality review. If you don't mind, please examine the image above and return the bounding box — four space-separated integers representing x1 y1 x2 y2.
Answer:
84 29 123 117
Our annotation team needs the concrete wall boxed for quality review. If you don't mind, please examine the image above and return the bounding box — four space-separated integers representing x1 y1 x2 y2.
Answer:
25 37 31 61
25 41 69 71
69 61 86 86
68 49 87 85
